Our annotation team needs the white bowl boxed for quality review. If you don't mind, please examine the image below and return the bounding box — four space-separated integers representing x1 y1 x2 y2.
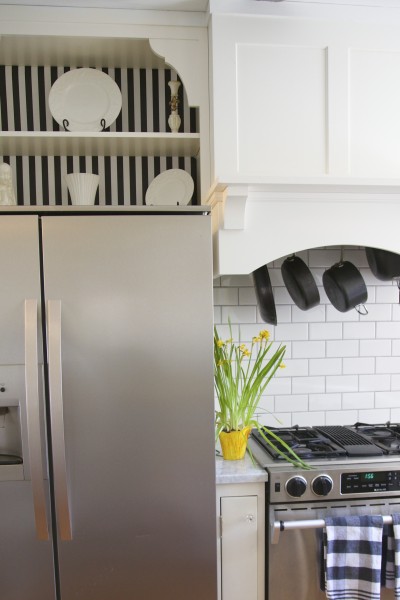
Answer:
65 173 100 205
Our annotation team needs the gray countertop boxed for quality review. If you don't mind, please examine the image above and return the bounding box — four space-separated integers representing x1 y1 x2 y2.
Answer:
215 448 269 485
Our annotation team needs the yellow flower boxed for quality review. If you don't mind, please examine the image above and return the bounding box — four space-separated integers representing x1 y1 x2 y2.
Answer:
279 363 286 369
216 340 225 348
252 336 262 343
239 344 250 357
260 330 270 340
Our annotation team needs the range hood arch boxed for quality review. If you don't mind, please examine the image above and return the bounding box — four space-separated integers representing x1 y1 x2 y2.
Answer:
210 184 400 276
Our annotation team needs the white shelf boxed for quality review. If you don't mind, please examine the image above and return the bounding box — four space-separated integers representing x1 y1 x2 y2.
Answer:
0 131 200 158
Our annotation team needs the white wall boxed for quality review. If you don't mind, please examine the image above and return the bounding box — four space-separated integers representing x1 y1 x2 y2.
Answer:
213 246 400 428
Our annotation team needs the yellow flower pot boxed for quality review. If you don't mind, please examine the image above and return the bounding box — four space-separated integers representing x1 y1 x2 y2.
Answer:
219 426 252 460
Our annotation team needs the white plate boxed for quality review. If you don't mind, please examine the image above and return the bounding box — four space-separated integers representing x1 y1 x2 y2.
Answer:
49 68 122 132
145 169 194 206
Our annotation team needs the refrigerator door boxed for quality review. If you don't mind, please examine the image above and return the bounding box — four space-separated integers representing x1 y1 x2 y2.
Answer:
0 216 54 600
41 215 217 600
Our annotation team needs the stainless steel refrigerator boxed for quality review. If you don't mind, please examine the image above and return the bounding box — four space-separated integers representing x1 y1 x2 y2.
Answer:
0 208 217 600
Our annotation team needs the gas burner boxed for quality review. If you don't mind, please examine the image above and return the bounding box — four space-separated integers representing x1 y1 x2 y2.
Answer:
250 427 348 460
349 423 400 455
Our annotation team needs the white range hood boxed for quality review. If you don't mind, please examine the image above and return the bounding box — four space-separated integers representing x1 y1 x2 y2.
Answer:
207 1 400 275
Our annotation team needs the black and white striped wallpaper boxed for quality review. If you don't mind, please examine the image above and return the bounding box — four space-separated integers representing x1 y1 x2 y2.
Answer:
0 66 199 205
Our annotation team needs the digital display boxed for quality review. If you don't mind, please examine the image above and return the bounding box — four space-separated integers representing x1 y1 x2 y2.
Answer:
341 470 400 494
361 472 387 483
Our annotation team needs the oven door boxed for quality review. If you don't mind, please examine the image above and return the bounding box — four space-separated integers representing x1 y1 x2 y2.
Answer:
268 499 400 600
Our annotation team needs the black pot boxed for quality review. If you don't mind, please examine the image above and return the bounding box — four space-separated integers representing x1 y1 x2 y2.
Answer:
281 255 320 311
252 265 277 325
365 247 400 281
323 261 368 313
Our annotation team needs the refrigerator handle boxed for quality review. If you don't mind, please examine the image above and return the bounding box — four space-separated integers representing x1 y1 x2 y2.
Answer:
47 299 72 541
24 299 50 541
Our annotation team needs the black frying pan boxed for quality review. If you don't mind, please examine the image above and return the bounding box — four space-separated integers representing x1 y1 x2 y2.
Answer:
281 255 320 311
365 247 400 281
252 264 277 325
323 260 368 313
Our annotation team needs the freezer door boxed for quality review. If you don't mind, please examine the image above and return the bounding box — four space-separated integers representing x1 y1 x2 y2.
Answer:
0 216 54 600
41 215 217 600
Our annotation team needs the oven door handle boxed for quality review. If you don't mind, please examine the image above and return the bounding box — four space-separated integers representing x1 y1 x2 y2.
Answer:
271 514 394 544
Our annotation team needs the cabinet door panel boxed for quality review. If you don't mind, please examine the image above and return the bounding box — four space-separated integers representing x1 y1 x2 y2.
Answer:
221 495 258 600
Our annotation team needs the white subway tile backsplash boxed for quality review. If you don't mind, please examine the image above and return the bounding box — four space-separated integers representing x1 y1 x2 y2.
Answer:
391 375 400 390
220 275 252 287
325 410 358 425
309 358 342 376
358 408 391 423
274 394 308 412
222 305 256 323
359 374 391 391
309 322 342 340
326 375 358 392
268 269 284 286
292 376 325 394
274 323 309 341
275 305 292 323
343 357 375 375
213 287 238 306
392 304 400 321
309 393 341 411
292 341 325 358
390 408 400 422
360 339 391 356
375 391 400 408
213 323 239 341
256 412 292 428
239 324 277 342
342 392 374 409
283 359 309 376
376 357 400 374
291 411 326 426
272 286 295 304
326 305 359 322
213 306 221 324
213 244 400 427
292 304 326 323
238 287 256 305
326 340 359 357
377 322 400 339
263 377 292 396
361 304 392 321
344 322 376 339
376 285 399 303
309 249 341 267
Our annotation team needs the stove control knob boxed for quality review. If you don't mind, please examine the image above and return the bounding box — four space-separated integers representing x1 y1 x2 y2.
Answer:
312 475 333 497
285 476 307 498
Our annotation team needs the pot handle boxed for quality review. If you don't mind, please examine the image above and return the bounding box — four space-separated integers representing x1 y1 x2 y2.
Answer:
355 304 368 315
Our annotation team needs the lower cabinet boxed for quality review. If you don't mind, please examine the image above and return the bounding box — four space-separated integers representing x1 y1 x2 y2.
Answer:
216 483 265 600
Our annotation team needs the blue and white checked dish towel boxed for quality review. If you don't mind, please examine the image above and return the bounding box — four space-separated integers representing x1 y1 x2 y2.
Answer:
382 513 400 598
323 514 384 600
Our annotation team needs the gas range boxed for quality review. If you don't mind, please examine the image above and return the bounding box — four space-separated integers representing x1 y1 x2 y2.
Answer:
248 423 400 503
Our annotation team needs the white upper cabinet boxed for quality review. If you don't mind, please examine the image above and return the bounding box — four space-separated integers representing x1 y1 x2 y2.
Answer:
209 11 400 185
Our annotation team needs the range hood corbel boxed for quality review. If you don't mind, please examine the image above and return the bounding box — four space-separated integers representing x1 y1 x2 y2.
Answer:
208 181 400 277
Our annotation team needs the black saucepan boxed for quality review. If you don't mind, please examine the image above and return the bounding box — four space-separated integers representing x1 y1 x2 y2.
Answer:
281 255 320 311
365 247 400 281
323 260 368 313
252 264 277 325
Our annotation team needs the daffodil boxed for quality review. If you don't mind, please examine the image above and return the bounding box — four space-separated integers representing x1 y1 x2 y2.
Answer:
214 322 309 469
